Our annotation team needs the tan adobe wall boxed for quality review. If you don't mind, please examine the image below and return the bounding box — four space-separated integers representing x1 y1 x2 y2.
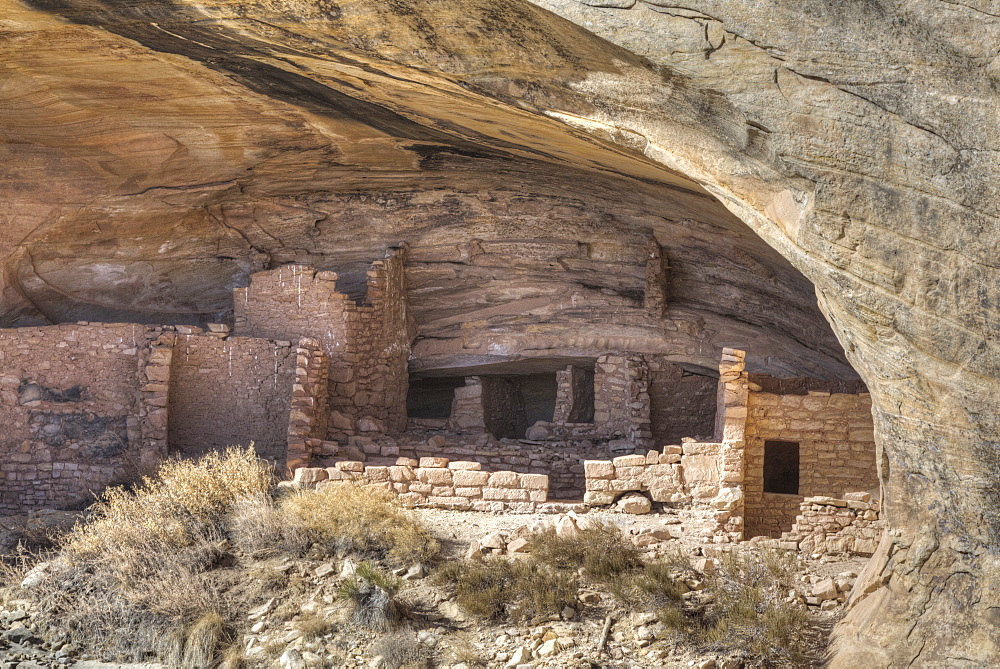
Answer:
743 389 877 538
0 323 164 513
167 333 297 465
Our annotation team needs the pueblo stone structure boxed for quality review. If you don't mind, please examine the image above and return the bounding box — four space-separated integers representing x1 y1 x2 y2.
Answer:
2 0 998 663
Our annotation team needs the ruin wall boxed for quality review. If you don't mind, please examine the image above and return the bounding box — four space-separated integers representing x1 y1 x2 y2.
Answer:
779 493 883 555
167 333 297 465
234 249 410 441
646 356 717 444
743 389 877 538
290 457 551 512
0 323 163 513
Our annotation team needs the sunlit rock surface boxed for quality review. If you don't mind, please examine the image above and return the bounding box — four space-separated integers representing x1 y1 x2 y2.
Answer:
1 0 998 663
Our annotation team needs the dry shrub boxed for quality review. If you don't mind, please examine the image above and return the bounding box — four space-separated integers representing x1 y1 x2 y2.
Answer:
227 494 305 558
435 556 577 621
371 628 431 669
278 483 439 566
530 522 643 583
699 549 810 664
68 447 273 568
336 562 404 631
21 447 273 663
296 611 335 640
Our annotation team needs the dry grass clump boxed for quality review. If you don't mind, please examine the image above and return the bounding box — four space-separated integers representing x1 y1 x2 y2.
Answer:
530 522 643 584
278 483 439 566
698 548 810 664
371 628 432 669
13 448 437 664
20 448 272 661
336 562 404 631
435 556 577 621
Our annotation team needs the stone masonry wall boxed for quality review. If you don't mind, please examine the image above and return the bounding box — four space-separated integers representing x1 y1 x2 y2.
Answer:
286 337 330 471
743 389 877 538
553 365 594 424
234 247 411 441
291 457 550 512
167 333 297 464
647 356 717 444
0 323 164 513
448 377 486 432
581 349 749 542
594 353 653 449
396 434 604 499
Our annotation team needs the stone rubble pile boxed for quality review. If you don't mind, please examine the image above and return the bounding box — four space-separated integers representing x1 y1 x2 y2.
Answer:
764 493 882 556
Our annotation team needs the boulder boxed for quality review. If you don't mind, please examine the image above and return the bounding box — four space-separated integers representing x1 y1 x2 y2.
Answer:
617 492 651 514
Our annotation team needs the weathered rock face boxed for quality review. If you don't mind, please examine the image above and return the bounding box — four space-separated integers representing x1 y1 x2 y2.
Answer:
1 0 997 663
0 0 855 379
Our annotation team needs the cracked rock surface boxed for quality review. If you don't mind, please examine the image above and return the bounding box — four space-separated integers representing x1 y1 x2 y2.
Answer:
1 0 998 663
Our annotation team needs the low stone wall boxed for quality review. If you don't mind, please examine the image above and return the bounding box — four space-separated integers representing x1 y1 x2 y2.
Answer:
581 440 745 542
778 493 882 555
291 457 551 512
583 450 683 505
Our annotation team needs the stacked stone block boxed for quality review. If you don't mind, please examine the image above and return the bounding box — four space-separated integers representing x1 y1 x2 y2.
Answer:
583 449 684 505
234 247 411 441
397 433 596 499
286 337 330 470
779 493 882 555
448 377 487 432
293 457 550 511
743 386 877 538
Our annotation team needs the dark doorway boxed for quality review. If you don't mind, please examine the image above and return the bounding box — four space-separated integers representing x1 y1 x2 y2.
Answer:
763 440 800 494
407 377 466 419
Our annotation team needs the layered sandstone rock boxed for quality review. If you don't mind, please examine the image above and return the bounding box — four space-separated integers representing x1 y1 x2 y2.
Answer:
1 0 997 662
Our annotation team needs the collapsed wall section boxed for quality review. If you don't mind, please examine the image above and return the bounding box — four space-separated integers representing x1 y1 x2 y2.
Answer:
167 334 297 464
234 248 410 440
0 323 163 513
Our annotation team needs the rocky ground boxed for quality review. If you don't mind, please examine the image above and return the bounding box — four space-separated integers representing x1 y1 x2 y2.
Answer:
0 504 868 668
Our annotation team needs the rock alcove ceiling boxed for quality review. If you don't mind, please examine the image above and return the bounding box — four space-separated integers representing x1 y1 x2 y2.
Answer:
1 0 998 664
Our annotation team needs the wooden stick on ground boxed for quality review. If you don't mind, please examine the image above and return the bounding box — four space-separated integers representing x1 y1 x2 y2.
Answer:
597 615 613 654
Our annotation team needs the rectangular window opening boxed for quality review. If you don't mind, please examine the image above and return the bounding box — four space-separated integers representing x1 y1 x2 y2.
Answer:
763 440 800 495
